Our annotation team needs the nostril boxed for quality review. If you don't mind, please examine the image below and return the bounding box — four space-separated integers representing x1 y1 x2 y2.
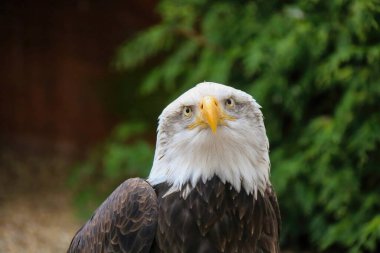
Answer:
201 103 203 109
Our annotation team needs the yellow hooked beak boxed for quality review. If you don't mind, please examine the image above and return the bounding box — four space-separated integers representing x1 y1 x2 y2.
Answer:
188 96 235 133
200 96 220 133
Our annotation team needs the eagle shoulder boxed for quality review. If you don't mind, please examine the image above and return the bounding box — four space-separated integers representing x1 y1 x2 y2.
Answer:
68 178 158 253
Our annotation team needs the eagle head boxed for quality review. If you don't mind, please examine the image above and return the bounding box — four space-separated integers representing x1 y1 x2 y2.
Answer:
148 82 270 197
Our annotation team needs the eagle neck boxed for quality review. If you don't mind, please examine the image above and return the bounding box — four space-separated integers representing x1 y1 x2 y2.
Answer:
148 125 270 198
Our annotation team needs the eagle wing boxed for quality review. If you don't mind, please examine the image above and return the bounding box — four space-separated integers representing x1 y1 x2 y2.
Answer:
68 178 158 253
257 186 281 253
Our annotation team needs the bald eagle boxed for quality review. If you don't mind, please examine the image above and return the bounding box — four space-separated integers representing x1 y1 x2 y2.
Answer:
68 82 281 253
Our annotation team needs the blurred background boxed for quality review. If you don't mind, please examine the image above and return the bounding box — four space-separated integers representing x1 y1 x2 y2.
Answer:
0 0 379 252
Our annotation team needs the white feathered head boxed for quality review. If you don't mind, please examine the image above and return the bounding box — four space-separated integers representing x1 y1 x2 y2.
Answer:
148 82 270 198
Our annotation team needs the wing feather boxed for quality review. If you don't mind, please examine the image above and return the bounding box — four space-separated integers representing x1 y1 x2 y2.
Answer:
68 178 158 253
257 186 281 253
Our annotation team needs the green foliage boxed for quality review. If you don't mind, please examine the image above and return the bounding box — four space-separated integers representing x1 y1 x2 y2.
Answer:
69 122 154 218
72 0 380 251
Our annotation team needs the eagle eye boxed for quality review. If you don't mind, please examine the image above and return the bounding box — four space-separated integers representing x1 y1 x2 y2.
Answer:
183 106 193 118
225 98 235 109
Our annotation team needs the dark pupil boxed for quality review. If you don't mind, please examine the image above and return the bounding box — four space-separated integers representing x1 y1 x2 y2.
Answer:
227 99 232 104
186 108 190 113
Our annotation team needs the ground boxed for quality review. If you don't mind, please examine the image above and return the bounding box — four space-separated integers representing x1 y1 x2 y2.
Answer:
0 148 81 253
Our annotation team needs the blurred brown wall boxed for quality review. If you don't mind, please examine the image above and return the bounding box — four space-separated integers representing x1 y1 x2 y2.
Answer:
0 0 157 153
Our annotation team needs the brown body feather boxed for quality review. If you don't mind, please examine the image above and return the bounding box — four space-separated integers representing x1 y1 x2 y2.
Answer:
153 176 280 253
68 177 280 253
